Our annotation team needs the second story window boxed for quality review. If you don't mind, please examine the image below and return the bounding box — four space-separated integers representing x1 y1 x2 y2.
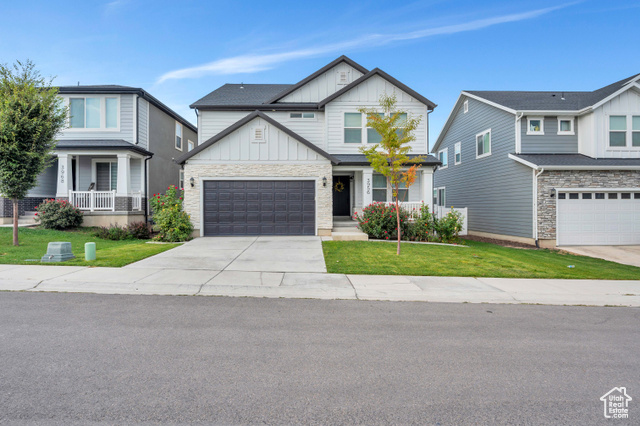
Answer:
175 122 183 150
527 117 544 135
69 97 118 129
609 115 640 148
289 112 315 119
438 148 448 169
187 140 195 152
367 113 384 144
454 142 461 165
476 129 491 158
557 118 574 135
344 113 362 143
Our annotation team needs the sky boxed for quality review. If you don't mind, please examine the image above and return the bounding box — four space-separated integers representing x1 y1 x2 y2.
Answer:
1 0 639 148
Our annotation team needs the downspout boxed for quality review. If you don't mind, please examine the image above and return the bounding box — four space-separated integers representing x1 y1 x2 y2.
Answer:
534 167 544 247
144 156 150 224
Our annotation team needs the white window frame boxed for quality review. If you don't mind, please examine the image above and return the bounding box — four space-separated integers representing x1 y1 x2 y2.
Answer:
175 122 183 151
527 117 545 135
66 95 120 132
454 142 461 165
289 112 316 120
372 173 387 202
434 187 446 207
557 117 575 135
438 148 448 169
250 125 267 143
179 170 184 190
91 159 118 192
607 113 640 149
463 100 469 114
343 112 363 144
476 129 492 159
187 140 195 152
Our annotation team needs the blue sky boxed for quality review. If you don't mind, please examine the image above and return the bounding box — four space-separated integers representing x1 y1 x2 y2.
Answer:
1 0 639 147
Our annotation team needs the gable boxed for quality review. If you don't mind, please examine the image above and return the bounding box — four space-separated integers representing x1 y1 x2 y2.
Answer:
327 74 417 105
278 62 366 103
593 84 640 113
187 116 330 163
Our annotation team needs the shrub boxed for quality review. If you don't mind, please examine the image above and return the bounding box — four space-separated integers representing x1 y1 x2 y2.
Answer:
94 224 131 241
406 203 436 242
35 199 83 230
149 185 193 242
126 221 151 239
354 202 411 240
433 208 465 244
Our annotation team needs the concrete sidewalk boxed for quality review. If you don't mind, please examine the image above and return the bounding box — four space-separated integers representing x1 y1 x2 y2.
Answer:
1 264 639 306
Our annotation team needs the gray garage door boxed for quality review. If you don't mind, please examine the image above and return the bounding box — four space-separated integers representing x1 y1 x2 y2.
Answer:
203 180 315 236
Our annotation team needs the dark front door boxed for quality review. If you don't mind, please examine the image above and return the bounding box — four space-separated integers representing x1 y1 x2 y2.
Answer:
332 176 351 216
203 180 316 236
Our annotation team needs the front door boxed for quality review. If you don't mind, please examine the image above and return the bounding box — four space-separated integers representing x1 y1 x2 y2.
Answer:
332 175 351 216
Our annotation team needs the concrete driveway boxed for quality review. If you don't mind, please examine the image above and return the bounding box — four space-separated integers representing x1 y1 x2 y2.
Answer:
126 236 327 273
561 245 640 268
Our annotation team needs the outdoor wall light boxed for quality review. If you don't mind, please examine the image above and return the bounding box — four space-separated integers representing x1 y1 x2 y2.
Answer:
190 177 195 188
322 177 327 187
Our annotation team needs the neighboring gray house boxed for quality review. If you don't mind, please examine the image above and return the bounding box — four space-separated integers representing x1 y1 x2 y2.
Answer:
432 73 640 247
0 85 197 226
178 56 440 237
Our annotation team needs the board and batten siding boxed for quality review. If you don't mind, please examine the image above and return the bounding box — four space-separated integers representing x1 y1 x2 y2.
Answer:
434 96 534 238
57 94 135 143
189 117 329 163
199 111 326 150
137 97 149 149
325 75 429 154
520 116 578 153
591 89 640 158
279 62 365 103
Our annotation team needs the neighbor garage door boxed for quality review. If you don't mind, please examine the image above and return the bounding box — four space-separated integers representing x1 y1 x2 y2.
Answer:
557 190 640 246
203 180 315 236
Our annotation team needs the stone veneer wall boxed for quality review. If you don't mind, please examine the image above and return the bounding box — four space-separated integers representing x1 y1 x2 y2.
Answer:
183 163 334 234
537 170 640 240
0 197 47 217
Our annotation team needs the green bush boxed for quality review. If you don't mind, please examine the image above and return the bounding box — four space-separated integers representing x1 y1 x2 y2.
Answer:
94 224 131 241
354 202 411 240
149 185 193 242
433 208 465 244
35 199 83 230
406 203 437 242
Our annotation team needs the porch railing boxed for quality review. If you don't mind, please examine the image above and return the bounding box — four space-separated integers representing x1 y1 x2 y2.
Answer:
386 202 468 236
132 192 142 211
69 190 116 212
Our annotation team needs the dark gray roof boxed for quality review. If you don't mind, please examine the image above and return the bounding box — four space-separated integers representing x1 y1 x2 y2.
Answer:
190 84 293 108
56 85 197 132
467 73 640 111
55 139 153 157
512 154 640 168
177 111 339 165
334 154 440 166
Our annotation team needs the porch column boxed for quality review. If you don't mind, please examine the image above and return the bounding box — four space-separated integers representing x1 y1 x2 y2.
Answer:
422 168 434 210
362 168 373 207
116 154 131 196
55 153 73 198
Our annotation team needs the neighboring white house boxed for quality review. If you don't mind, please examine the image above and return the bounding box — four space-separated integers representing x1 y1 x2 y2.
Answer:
0 85 197 226
432 73 640 247
179 56 440 237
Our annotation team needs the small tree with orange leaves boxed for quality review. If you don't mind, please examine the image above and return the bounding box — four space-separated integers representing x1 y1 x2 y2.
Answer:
359 94 422 255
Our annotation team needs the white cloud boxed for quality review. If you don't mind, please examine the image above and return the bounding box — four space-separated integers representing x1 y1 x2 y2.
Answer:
156 3 574 84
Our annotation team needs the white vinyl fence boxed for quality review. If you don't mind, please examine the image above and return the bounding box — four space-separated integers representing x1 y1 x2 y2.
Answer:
69 190 115 212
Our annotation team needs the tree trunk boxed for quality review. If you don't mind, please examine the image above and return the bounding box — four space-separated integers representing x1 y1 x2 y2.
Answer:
12 198 19 246
395 191 401 255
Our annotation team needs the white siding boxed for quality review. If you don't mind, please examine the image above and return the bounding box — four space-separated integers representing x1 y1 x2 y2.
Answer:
592 89 640 158
57 94 135 143
279 63 365 103
577 112 595 157
190 117 328 163
325 75 429 154
137 98 149 149
199 111 326 150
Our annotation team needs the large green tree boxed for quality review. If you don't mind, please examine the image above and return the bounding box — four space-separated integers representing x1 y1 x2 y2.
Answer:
359 94 422 255
0 60 67 245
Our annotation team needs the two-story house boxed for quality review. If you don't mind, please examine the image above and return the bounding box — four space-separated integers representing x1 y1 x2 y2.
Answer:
177 56 440 237
432 73 640 247
0 85 197 226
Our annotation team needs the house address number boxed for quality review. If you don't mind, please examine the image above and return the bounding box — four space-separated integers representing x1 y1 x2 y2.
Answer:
59 164 65 184
366 177 370 195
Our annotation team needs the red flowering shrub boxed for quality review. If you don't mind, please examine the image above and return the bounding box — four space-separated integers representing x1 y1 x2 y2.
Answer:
149 185 193 242
35 199 83 230
354 202 410 240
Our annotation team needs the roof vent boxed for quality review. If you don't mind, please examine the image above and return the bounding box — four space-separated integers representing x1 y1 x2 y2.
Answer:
561 92 565 100
240 82 244 89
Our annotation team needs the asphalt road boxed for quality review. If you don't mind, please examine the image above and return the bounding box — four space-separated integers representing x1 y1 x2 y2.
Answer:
0 293 638 425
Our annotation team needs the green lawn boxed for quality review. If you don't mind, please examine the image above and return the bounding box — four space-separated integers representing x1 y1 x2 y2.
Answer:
323 240 640 280
0 227 179 267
